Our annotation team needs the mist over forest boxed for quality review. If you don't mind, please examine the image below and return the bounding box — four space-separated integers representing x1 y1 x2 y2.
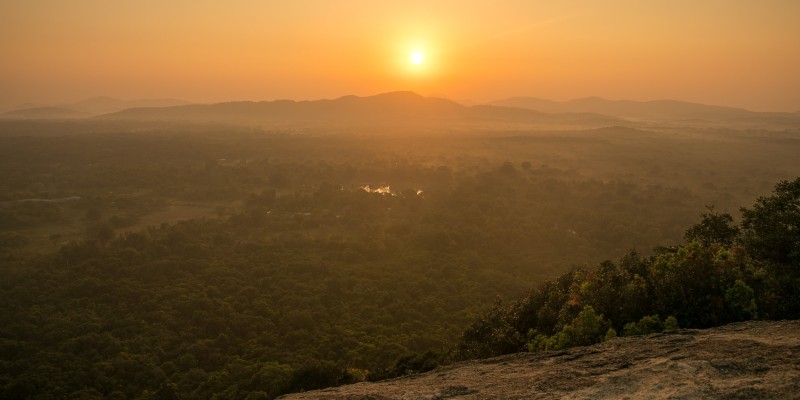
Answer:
1 92 799 398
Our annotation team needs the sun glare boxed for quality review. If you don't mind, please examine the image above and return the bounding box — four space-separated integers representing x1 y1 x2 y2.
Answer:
410 51 425 65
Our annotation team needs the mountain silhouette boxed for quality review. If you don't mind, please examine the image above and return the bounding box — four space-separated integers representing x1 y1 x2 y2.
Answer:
9 93 797 127
67 96 190 115
98 91 621 127
490 96 800 126
2 106 87 119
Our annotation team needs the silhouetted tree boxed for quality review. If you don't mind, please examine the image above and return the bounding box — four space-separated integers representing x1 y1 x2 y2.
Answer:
684 206 739 246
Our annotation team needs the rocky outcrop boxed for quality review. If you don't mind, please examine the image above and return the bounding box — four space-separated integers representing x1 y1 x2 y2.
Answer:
279 320 800 399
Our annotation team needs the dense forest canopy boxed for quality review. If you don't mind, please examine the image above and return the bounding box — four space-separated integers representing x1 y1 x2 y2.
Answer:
1 119 799 398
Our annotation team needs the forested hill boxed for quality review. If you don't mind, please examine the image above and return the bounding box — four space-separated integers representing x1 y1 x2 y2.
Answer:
450 178 800 361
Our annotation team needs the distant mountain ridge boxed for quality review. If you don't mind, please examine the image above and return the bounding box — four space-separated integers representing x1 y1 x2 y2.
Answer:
98 91 622 128
5 93 798 127
489 96 800 125
1 97 191 120
67 96 190 115
1 106 88 119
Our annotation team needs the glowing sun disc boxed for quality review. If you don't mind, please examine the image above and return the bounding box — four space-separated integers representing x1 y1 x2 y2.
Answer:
410 51 424 65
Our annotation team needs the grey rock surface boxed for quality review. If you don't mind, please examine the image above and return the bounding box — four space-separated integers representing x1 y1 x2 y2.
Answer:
279 320 800 399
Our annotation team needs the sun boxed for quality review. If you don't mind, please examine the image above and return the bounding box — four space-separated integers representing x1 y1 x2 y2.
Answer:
410 51 425 65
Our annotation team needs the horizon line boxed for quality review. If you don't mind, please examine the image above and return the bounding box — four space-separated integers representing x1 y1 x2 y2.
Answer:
3 91 799 114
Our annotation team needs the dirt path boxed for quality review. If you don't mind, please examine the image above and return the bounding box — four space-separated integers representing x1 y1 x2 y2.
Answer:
280 320 800 399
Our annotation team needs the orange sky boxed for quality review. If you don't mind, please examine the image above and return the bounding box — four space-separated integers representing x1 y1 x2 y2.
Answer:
2 1 799 111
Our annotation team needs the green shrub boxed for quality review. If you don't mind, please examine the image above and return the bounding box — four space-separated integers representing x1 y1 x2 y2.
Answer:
725 279 758 320
527 306 610 351
623 315 663 336
663 315 679 332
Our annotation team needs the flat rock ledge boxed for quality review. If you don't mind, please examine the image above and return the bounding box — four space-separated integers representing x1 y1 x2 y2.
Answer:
279 320 800 400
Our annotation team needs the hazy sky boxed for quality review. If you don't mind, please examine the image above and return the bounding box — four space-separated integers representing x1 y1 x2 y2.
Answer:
2 0 799 111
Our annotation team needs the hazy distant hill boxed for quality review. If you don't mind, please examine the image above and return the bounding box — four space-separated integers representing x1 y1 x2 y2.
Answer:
67 96 190 115
1 98 190 119
2 102 43 113
2 106 87 120
490 96 800 126
99 91 622 128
